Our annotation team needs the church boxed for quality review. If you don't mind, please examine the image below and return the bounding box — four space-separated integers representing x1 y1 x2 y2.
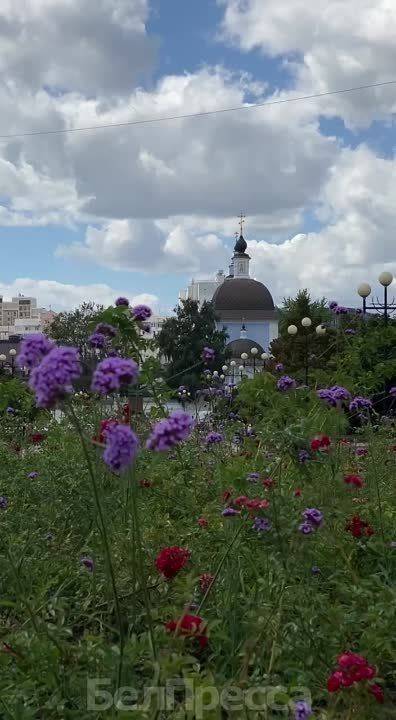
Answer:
211 223 278 358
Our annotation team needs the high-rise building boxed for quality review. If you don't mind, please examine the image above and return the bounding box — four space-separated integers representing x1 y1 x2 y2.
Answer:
179 271 225 306
0 294 55 339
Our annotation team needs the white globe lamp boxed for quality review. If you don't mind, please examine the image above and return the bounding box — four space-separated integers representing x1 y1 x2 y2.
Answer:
357 282 371 298
288 325 298 336
379 271 393 287
301 317 312 328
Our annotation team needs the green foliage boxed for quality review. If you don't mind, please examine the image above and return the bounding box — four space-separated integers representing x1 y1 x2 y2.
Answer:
49 301 103 358
278 289 330 335
0 377 35 418
335 319 396 393
157 298 229 389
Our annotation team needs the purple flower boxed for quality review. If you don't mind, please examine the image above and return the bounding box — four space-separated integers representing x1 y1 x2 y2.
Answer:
334 305 348 315
349 396 373 413
389 387 396 397
299 522 315 535
294 700 313 720
355 446 368 457
142 323 151 333
277 375 297 391
329 300 338 310
17 333 55 370
311 566 321 575
303 508 324 527
345 328 356 335
205 432 224 445
132 304 152 321
115 297 129 307
202 346 215 363
89 331 107 349
275 363 284 373
253 517 272 533
95 323 117 338
91 357 139 395
29 346 81 408
80 556 94 572
103 423 139 472
28 472 38 479
222 507 240 517
298 449 310 464
0 496 8 509
6 407 15 414
146 411 194 452
317 385 351 407
247 472 260 483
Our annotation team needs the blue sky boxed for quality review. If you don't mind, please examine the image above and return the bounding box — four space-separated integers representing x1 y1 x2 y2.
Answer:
0 0 395 311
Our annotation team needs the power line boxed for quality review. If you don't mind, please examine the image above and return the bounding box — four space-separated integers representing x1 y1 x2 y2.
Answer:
1 79 395 140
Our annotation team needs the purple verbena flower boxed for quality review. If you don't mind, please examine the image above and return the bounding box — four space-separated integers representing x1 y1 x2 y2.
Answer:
345 328 356 335
95 323 117 338
222 507 240 517
6 407 15 414
311 566 321 575
91 357 139 395
80 556 94 572
202 346 215 363
334 305 348 315
275 363 284 373
28 471 38 479
103 423 139 472
303 508 324 527
317 385 351 407
29 346 81 408
0 496 8 509
299 522 315 535
389 387 396 397
253 517 272 533
329 300 338 310
146 411 194 452
247 472 260 483
205 432 224 445
89 331 107 349
298 449 310 464
115 297 129 307
132 304 152 321
17 333 55 370
277 375 297 391
294 700 313 720
349 396 373 413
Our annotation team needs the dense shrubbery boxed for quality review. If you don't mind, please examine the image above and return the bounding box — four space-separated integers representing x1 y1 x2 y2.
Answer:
0 298 395 719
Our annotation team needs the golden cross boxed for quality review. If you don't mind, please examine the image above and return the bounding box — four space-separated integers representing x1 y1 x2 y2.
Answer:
238 213 246 235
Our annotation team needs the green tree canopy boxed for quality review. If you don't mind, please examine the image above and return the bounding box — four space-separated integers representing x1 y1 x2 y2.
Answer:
156 299 229 390
48 301 103 359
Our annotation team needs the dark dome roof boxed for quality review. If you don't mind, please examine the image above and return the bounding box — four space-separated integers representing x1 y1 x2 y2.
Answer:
234 233 247 253
212 278 276 321
227 338 264 357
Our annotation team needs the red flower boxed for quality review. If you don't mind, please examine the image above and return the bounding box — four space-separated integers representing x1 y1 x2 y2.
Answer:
165 614 208 648
139 479 152 488
327 671 343 692
31 432 46 444
369 684 384 704
311 435 331 452
263 477 274 489
222 489 233 503
198 517 208 528
328 652 379 695
93 419 117 444
344 474 364 488
234 495 249 507
346 515 374 538
199 573 214 593
294 488 302 497
339 438 351 446
233 496 269 512
155 546 190 579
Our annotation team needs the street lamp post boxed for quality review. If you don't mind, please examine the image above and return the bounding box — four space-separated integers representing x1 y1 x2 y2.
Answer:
9 348 17 376
357 272 395 325
0 354 6 374
288 319 326 386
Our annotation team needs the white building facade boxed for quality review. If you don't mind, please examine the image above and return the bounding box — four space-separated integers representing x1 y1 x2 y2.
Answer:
179 271 225 306
0 295 54 339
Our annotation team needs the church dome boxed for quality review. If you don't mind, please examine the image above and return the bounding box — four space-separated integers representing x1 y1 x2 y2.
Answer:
227 338 265 357
212 278 276 321
234 233 247 254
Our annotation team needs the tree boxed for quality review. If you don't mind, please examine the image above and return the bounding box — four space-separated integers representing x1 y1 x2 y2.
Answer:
156 299 229 390
48 301 103 360
271 289 335 380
